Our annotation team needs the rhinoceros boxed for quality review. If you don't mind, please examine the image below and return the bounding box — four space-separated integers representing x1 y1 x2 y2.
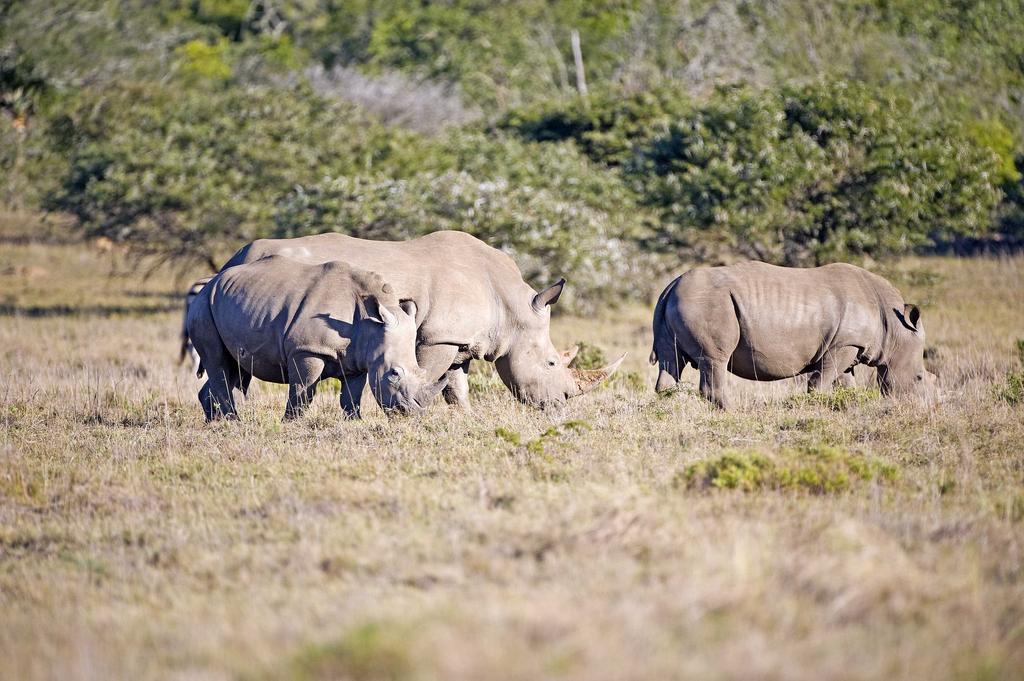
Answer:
186 255 447 421
650 261 938 409
210 230 623 411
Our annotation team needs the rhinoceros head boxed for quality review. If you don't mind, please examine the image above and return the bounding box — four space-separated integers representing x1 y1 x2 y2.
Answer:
494 279 624 409
362 298 448 415
878 304 938 403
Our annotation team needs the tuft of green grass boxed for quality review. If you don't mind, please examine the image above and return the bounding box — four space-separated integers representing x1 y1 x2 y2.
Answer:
494 427 520 445
612 370 646 392
994 339 1024 405
994 494 1024 523
285 622 412 681
679 445 899 494
996 371 1024 405
786 386 881 412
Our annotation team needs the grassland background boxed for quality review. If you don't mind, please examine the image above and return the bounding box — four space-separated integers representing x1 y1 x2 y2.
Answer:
1 213 1023 680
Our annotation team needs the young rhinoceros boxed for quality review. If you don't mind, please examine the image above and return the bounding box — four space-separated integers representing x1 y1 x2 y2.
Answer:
186 255 447 421
650 261 938 409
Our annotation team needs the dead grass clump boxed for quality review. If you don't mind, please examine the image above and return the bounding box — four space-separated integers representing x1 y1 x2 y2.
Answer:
679 445 898 494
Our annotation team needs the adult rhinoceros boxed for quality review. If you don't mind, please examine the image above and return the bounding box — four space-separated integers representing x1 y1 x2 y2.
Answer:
187 255 447 421
650 261 938 409
212 230 623 412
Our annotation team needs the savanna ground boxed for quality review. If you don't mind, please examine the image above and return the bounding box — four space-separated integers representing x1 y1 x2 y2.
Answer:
1 213 1023 681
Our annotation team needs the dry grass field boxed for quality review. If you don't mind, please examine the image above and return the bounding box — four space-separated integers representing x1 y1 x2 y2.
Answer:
1 213 1023 681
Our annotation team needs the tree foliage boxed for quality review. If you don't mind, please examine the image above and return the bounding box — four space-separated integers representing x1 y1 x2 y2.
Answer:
44 83 417 266
636 82 1002 263
1 0 1021 301
274 170 641 310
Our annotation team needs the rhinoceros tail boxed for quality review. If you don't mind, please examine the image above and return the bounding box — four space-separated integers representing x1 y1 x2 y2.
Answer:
651 275 687 392
182 276 213 376
650 275 682 365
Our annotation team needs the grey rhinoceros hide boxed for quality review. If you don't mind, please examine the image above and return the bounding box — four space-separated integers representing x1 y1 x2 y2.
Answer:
218 231 623 409
186 255 446 421
650 261 937 409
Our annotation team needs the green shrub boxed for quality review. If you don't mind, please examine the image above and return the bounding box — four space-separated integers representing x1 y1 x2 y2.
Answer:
174 38 232 83
566 342 608 371
499 86 694 166
272 170 642 310
635 81 1002 265
680 445 898 494
504 80 1003 266
681 451 774 492
44 82 418 266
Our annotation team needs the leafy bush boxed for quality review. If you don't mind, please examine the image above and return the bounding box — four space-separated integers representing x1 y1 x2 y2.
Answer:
499 86 694 166
566 342 608 371
6 0 1022 305
503 80 1003 265
273 170 641 310
635 81 1002 265
44 82 417 266
174 38 232 83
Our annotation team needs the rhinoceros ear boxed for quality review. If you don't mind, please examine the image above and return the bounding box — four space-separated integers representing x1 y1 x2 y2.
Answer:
378 305 400 328
532 279 566 313
904 304 921 330
901 303 925 333
399 299 417 320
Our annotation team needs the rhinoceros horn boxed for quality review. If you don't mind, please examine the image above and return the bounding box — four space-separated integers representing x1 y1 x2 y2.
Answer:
414 374 449 408
569 353 626 396
561 345 580 365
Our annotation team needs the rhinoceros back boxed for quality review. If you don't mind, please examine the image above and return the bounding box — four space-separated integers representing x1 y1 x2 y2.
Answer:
671 261 891 381
210 256 361 383
220 231 533 351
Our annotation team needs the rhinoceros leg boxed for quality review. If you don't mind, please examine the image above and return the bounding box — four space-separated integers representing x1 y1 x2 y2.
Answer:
284 353 326 420
416 344 464 407
193 348 240 421
200 368 240 421
808 346 860 392
443 361 471 408
697 357 730 410
198 381 217 422
340 373 367 419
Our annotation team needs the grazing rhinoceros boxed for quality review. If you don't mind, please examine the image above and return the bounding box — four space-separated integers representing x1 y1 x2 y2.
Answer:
186 255 447 421
650 261 938 409
210 230 623 411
